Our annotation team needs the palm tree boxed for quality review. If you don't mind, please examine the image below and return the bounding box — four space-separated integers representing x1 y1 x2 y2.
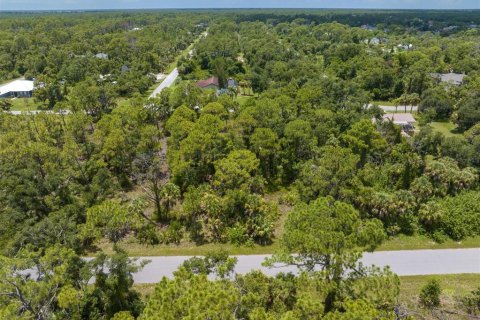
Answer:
160 182 180 219
392 97 401 114
409 93 420 112
238 80 248 95
400 93 409 113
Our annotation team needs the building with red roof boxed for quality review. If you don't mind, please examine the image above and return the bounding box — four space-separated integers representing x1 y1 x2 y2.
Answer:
196 76 219 90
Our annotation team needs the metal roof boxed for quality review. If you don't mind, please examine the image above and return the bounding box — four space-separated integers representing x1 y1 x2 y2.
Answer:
0 80 34 96
383 113 416 124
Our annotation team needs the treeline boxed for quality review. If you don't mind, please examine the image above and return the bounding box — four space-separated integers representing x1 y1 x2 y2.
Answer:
230 9 480 32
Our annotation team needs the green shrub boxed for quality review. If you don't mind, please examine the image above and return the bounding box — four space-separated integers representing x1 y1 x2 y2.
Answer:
419 279 441 308
227 224 248 246
162 221 183 244
437 191 480 240
135 225 160 246
458 287 480 315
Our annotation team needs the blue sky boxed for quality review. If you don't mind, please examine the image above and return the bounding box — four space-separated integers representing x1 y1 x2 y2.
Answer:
1 0 479 10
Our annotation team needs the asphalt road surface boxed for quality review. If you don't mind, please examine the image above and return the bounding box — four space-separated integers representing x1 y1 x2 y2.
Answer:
378 105 418 112
367 104 418 112
8 109 71 115
130 248 480 283
149 67 179 98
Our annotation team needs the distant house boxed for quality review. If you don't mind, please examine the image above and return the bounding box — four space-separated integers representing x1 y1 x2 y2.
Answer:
370 37 381 45
227 78 238 89
0 80 34 98
99 74 112 81
196 76 219 90
361 24 376 31
148 73 166 82
396 44 413 51
383 113 416 135
121 65 130 72
430 72 465 86
95 53 108 59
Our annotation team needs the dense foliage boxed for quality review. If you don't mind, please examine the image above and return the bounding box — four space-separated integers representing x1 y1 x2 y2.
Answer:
0 9 480 319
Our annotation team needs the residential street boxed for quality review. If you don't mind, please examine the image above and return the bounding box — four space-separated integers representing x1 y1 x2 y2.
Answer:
149 67 179 98
130 248 480 283
367 103 418 112
378 105 418 112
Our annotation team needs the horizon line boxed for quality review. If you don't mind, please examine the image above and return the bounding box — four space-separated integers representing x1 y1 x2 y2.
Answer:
1 7 480 12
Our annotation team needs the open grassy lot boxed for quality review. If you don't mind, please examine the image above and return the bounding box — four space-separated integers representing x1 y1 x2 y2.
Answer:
429 120 463 138
236 94 254 106
8 97 42 111
398 274 480 319
377 234 480 251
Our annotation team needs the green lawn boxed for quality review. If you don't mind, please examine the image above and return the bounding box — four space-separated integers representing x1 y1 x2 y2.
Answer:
236 95 254 106
399 274 480 319
8 98 42 111
96 239 281 257
116 97 132 108
377 234 480 251
429 121 463 138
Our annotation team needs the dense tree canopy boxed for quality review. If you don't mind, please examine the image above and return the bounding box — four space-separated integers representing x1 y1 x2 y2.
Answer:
1 9 480 320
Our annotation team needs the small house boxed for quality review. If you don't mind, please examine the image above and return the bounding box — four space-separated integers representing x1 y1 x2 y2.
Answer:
430 72 465 86
95 53 108 59
370 37 381 45
227 78 238 89
196 77 219 90
383 113 416 135
0 80 35 98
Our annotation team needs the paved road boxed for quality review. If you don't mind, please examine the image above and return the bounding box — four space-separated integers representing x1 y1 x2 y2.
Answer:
379 105 418 112
368 104 418 112
149 68 179 98
130 248 480 283
7 110 71 115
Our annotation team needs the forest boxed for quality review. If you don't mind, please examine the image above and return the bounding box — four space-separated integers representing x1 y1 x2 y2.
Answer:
0 9 480 320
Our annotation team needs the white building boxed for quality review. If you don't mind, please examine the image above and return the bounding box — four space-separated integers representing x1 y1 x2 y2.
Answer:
0 79 35 98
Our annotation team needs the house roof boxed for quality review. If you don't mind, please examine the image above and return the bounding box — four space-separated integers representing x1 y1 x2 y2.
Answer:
196 76 219 88
0 80 34 96
430 72 465 85
227 78 238 87
383 113 416 124
95 53 108 59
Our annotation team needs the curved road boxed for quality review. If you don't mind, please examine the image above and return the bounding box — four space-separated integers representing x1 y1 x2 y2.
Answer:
131 248 480 283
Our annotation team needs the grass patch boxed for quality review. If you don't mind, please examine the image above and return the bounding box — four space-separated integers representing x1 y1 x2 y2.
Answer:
116 97 132 108
236 95 254 106
96 239 280 257
378 234 480 251
9 98 42 111
429 121 463 138
134 283 156 298
399 274 480 319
